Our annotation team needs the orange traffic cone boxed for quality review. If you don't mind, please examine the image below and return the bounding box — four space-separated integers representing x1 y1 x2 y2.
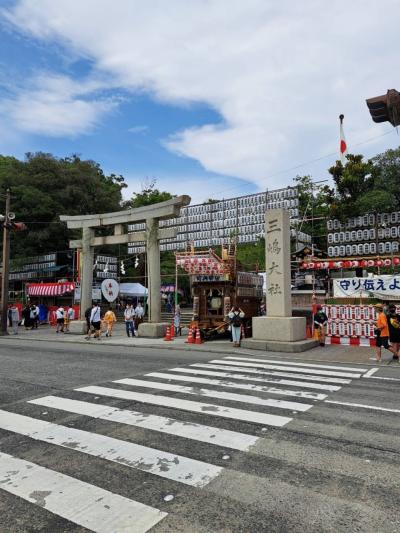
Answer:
306 325 312 338
170 324 175 340
185 326 193 344
195 327 203 345
164 325 172 341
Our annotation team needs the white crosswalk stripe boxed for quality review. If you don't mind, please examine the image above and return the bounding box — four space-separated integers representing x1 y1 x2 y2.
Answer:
0 409 223 487
174 365 343 391
0 451 166 533
208 358 363 379
145 371 327 400
225 356 368 373
191 363 350 386
29 395 259 451
76 385 293 426
114 378 314 411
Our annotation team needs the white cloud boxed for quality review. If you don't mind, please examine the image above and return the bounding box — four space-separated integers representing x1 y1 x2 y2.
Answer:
2 0 400 186
0 73 118 137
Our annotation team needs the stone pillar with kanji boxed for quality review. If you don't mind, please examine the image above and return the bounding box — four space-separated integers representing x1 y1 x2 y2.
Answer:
245 208 317 352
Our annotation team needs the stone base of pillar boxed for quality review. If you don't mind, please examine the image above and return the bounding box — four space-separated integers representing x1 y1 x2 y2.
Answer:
138 322 169 338
247 316 318 352
241 338 318 352
252 316 307 342
67 320 88 335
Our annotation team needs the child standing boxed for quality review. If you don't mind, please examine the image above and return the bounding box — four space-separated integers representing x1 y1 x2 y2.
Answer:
104 306 117 337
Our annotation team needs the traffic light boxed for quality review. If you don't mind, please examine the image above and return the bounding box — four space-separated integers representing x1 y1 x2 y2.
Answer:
366 89 400 127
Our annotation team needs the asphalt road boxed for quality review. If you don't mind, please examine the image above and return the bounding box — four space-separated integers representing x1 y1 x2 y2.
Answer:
0 338 399 533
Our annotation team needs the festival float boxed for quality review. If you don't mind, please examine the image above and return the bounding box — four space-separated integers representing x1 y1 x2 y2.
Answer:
175 244 263 339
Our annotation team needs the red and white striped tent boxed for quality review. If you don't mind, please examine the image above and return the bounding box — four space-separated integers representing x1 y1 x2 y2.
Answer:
27 282 75 297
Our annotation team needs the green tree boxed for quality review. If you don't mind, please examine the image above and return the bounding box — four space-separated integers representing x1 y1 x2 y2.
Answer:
0 152 126 258
293 174 334 251
236 238 265 271
328 154 374 218
369 147 400 209
126 178 174 208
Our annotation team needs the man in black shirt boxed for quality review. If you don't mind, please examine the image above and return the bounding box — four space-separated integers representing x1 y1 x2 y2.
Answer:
314 304 328 347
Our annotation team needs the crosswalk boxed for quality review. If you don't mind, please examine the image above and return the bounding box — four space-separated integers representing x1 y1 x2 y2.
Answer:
0 354 387 532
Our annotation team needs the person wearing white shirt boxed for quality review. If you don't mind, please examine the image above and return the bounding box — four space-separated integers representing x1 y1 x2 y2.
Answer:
86 303 102 340
124 303 135 337
64 306 75 333
10 304 20 335
134 302 144 331
55 307 64 333
228 306 245 347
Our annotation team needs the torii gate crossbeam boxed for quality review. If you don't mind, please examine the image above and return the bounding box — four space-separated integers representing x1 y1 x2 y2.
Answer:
60 195 190 336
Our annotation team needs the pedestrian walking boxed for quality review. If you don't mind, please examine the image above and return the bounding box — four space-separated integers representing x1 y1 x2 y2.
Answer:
55 306 65 333
64 305 74 333
124 303 135 337
10 304 19 335
387 304 400 361
173 304 181 336
313 304 328 347
7 305 12 328
84 306 92 335
86 302 102 340
166 294 173 313
30 304 39 329
374 303 394 362
228 306 245 347
134 301 144 331
22 304 31 330
103 306 117 337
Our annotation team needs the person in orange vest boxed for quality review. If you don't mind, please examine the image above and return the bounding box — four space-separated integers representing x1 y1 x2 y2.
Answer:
384 304 400 362
374 303 390 363
103 306 117 337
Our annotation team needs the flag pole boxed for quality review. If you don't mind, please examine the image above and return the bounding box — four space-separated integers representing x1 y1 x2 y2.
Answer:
339 114 347 165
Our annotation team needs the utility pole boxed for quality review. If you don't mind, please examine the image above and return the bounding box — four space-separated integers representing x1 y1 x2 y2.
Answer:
0 189 11 335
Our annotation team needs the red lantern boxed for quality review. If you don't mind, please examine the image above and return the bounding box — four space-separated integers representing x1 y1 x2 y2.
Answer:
344 261 351 268
384 259 392 267
376 260 383 267
360 260 367 267
316 262 321 269
352 260 359 267
308 262 315 269
328 261 335 269
393 257 400 265
367 260 375 267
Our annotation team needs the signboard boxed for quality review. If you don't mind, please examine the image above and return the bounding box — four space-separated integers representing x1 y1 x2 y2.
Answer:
74 284 102 302
101 279 120 302
333 276 400 298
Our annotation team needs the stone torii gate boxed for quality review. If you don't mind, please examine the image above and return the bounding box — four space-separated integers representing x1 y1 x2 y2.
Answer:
60 195 190 336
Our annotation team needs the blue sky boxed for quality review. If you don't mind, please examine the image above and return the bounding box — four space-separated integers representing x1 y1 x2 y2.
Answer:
1 1 399 204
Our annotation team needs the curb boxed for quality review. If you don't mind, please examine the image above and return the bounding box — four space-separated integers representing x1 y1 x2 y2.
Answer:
1 334 392 367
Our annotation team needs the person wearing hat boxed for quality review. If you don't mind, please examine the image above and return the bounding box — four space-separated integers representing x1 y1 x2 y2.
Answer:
374 303 391 362
386 304 400 361
313 304 328 347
